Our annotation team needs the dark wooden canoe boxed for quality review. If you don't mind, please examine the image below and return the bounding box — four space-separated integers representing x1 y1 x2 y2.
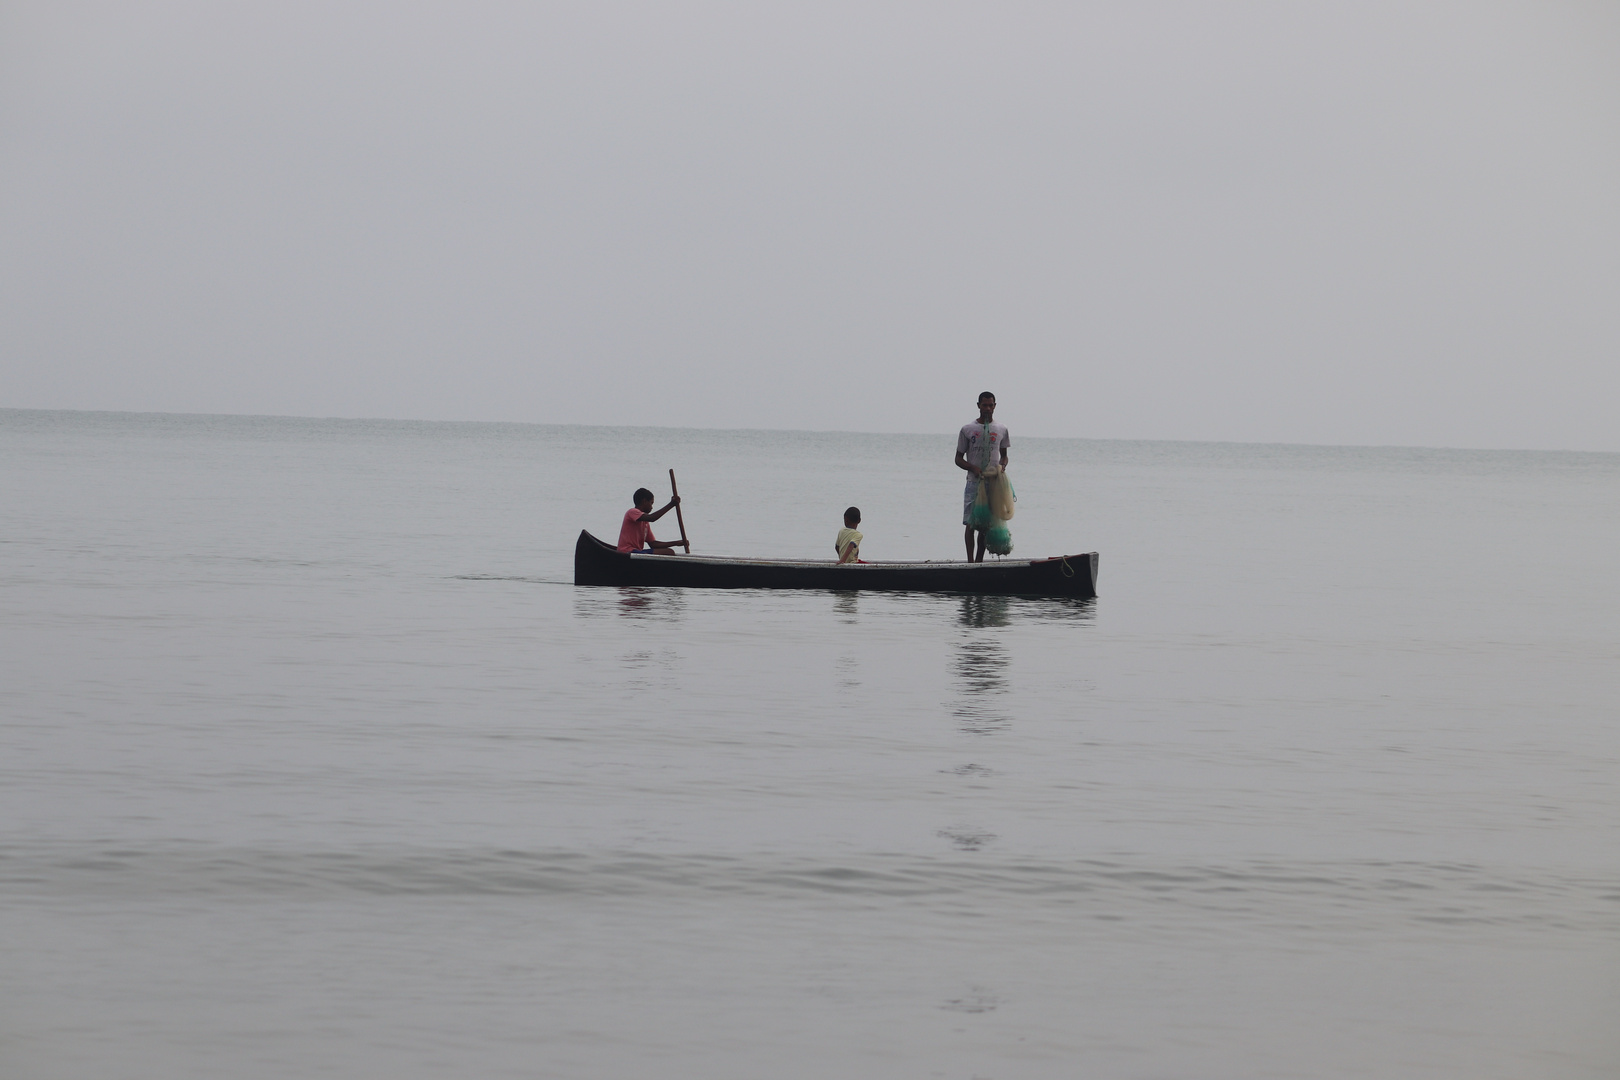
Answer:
574 530 1097 599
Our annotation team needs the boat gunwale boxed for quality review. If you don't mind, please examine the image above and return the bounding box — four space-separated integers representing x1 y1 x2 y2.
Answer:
622 551 1082 571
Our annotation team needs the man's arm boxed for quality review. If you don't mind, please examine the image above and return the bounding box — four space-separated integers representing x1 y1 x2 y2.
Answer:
955 427 982 477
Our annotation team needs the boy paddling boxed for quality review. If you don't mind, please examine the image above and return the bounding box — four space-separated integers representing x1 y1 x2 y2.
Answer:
617 487 683 554
954 391 1009 562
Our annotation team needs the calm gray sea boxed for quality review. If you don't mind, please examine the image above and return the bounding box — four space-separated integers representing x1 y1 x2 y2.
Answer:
2 409 1617 1079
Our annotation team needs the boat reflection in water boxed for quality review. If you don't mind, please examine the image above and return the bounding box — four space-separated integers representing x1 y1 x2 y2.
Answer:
571 585 688 623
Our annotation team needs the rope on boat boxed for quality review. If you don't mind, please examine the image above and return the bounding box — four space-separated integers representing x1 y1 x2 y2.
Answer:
1059 556 1075 578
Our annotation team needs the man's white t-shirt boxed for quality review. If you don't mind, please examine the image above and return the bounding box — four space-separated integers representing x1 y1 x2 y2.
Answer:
957 421 1009 474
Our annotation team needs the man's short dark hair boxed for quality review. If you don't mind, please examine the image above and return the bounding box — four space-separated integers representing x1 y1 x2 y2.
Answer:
633 487 654 504
978 391 995 402
844 506 861 523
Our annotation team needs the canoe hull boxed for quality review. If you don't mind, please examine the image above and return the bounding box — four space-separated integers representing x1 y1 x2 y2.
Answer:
573 531 1097 599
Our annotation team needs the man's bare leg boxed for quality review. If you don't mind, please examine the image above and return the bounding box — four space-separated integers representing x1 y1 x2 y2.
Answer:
964 526 976 561
975 532 988 563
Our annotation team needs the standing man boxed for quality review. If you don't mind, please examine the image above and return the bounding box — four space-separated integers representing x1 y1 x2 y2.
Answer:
955 391 1009 562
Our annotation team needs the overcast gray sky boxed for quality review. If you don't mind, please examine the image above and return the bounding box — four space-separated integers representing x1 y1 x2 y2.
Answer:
3 0 1617 449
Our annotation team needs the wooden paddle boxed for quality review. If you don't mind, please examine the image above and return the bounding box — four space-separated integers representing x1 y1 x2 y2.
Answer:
669 468 690 552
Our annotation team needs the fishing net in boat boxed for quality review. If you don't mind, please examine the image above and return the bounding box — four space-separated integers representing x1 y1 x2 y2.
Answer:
983 466 1016 521
969 466 1016 555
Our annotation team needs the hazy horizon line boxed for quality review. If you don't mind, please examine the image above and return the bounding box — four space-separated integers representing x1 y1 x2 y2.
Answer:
3 405 1614 459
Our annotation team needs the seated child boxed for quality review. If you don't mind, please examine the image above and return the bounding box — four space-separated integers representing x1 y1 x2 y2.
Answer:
617 487 683 554
835 507 865 564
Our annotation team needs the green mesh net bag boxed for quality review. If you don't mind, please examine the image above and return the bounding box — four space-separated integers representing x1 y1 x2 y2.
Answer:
972 468 1015 555
968 481 995 530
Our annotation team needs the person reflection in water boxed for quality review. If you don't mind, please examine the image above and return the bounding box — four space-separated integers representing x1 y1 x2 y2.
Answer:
617 487 682 554
954 595 1011 733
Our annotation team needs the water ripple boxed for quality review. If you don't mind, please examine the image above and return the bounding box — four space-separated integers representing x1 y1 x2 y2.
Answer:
3 844 1615 933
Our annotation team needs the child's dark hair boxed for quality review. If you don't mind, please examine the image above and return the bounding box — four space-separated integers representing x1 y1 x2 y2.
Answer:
633 487 655 504
844 506 861 524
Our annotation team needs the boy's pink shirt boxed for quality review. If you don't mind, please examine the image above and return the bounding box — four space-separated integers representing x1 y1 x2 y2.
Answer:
617 508 654 552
